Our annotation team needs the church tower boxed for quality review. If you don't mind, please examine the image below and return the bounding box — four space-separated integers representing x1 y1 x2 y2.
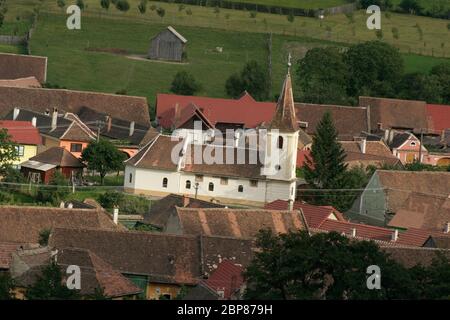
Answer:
264 55 299 202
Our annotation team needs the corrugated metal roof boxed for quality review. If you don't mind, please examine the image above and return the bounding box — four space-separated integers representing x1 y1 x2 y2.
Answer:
167 26 187 43
20 160 56 171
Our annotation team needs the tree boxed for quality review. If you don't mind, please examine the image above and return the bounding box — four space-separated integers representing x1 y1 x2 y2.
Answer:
100 0 110 11
344 41 404 98
296 47 349 105
57 0 65 10
0 128 18 174
115 0 130 12
244 230 417 300
302 112 348 210
399 0 423 14
287 12 294 23
138 0 147 14
430 63 450 103
225 60 270 101
0 273 15 300
156 7 165 19
170 71 201 95
81 139 127 185
398 72 443 104
76 0 84 10
26 260 80 300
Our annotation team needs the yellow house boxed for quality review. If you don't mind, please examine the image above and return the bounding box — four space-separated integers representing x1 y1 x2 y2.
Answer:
0 120 42 168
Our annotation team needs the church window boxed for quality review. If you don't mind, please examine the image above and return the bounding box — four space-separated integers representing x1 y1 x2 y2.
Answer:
278 136 284 149
162 177 168 188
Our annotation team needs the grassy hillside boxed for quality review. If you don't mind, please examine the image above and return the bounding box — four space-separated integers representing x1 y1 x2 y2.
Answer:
223 0 348 9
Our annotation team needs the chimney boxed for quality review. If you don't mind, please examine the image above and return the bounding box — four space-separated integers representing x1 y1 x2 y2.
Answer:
59 201 65 208
107 116 112 133
182 195 190 207
13 107 20 120
388 130 394 145
288 199 294 211
351 228 357 238
383 129 389 143
51 107 58 131
391 229 399 242
360 138 367 154
129 121 135 136
113 207 119 225
67 202 73 209
31 117 37 127
444 222 450 234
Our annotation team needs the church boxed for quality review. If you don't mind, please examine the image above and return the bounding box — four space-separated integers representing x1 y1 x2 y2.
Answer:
123 66 301 206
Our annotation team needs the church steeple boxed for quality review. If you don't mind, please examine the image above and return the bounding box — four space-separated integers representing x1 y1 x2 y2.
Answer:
269 54 299 133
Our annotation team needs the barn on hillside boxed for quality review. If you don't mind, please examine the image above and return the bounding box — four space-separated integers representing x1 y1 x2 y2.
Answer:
148 26 187 62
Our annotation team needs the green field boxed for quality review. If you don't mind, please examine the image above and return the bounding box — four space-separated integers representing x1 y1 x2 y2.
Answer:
225 0 348 9
0 0 448 119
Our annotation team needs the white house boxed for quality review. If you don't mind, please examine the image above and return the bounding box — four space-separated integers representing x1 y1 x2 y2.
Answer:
124 69 301 206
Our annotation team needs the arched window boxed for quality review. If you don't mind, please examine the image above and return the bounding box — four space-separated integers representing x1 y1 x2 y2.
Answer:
162 177 168 188
238 185 244 193
275 164 281 171
277 136 284 149
186 180 191 189
208 182 214 191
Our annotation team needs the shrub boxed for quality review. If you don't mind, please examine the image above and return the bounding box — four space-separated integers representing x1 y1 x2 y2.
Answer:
99 191 124 209
115 0 130 12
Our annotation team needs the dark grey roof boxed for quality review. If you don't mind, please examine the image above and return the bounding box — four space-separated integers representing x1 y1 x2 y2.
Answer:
388 132 411 148
77 106 151 146
3 108 72 139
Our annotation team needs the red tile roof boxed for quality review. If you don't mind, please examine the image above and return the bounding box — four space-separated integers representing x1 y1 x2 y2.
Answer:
156 92 276 129
204 260 244 300
0 242 20 269
0 76 42 88
426 104 450 132
0 120 42 145
264 200 345 228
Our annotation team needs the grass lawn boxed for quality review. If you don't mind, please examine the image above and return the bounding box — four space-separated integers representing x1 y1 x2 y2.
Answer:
225 0 348 9
403 53 450 73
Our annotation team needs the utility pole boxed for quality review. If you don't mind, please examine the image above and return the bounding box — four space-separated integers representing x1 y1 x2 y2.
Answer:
418 129 424 163
194 182 199 199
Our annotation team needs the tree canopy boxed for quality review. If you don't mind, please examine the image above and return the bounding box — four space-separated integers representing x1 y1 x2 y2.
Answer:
170 71 201 95
225 60 270 101
81 139 127 185
244 230 450 299
0 128 19 174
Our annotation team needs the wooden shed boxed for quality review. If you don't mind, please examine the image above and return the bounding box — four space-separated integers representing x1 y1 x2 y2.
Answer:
148 26 187 62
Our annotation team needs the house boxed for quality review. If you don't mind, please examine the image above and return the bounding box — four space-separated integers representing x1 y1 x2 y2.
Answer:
348 170 450 225
0 86 150 126
384 130 427 164
20 147 85 184
423 236 450 249
76 106 157 158
10 246 142 299
359 96 429 134
49 227 255 300
264 199 345 228
340 139 401 168
0 53 47 84
4 108 97 158
184 260 245 300
387 193 450 232
165 207 308 237
143 193 225 230
148 26 187 62
0 120 41 168
156 92 276 130
0 205 120 244
124 68 300 206
294 103 370 140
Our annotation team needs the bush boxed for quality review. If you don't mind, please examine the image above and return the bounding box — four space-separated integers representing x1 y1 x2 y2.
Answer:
156 7 165 18
170 71 202 95
99 191 124 209
186 8 192 15
115 0 130 12
36 172 70 205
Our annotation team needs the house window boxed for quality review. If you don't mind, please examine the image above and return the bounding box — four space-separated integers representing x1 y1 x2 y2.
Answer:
70 143 82 152
277 136 284 149
220 177 228 185
186 180 191 189
162 177 168 188
275 165 281 171
238 185 244 193
410 142 416 146
195 175 203 182
129 173 133 183
15 145 24 157
209 182 214 191
250 180 258 187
